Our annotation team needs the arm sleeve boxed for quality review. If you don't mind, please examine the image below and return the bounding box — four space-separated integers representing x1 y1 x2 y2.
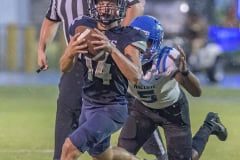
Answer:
45 0 61 22
124 28 147 52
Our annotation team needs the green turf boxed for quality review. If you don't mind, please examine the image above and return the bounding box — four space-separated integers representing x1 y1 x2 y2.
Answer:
0 86 239 160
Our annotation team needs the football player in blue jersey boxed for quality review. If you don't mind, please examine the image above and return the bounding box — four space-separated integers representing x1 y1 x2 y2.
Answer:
118 15 228 160
59 0 148 160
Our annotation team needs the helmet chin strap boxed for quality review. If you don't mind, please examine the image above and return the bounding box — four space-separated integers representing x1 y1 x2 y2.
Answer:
98 13 121 25
99 18 117 25
97 19 119 30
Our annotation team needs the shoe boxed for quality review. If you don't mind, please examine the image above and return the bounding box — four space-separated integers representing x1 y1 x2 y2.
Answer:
204 112 227 141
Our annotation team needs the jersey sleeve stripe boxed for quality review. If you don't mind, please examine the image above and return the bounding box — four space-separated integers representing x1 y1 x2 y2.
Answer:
46 0 61 21
131 41 147 53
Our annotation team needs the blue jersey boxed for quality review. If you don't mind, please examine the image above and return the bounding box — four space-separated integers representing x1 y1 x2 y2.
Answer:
128 47 181 109
69 16 147 104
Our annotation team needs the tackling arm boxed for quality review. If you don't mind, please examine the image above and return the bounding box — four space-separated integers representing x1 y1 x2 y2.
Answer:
172 46 202 97
175 71 202 97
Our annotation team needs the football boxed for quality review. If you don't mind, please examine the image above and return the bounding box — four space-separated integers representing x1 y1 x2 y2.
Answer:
75 26 106 61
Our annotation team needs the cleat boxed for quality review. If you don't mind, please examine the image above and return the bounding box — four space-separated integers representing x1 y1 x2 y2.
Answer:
204 112 227 141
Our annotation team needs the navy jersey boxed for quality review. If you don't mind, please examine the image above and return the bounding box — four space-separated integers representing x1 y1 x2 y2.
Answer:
69 16 147 104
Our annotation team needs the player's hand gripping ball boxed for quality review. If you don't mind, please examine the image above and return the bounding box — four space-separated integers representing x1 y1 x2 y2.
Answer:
75 26 105 61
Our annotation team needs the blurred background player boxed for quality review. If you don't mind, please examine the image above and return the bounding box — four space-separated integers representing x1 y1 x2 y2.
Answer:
37 0 144 160
59 0 148 160
118 15 228 160
183 10 208 58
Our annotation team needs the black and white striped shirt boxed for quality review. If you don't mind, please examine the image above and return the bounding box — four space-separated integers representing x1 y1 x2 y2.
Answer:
45 0 140 43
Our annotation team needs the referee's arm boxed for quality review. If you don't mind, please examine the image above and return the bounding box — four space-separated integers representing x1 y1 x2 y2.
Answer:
37 18 60 70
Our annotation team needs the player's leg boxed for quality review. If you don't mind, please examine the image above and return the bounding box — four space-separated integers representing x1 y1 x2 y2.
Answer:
118 104 156 155
87 103 132 160
91 146 145 160
54 98 81 160
164 124 192 160
192 112 227 160
162 91 192 160
125 95 167 159
62 100 128 160
93 146 113 160
111 146 147 160
54 62 83 160
61 137 82 160
142 128 168 160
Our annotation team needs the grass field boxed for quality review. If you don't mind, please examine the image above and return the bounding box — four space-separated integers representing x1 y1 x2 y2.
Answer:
0 85 239 160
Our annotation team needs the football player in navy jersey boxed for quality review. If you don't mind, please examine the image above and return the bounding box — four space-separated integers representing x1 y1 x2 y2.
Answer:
59 0 147 160
118 15 228 160
37 1 145 160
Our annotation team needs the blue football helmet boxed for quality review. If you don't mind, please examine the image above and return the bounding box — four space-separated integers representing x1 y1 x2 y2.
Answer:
87 0 127 25
130 15 164 64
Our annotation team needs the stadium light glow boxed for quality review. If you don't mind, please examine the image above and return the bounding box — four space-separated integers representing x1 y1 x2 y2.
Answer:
179 2 189 13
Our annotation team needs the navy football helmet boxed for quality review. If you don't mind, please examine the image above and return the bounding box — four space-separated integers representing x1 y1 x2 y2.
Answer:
130 15 164 64
87 0 127 25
